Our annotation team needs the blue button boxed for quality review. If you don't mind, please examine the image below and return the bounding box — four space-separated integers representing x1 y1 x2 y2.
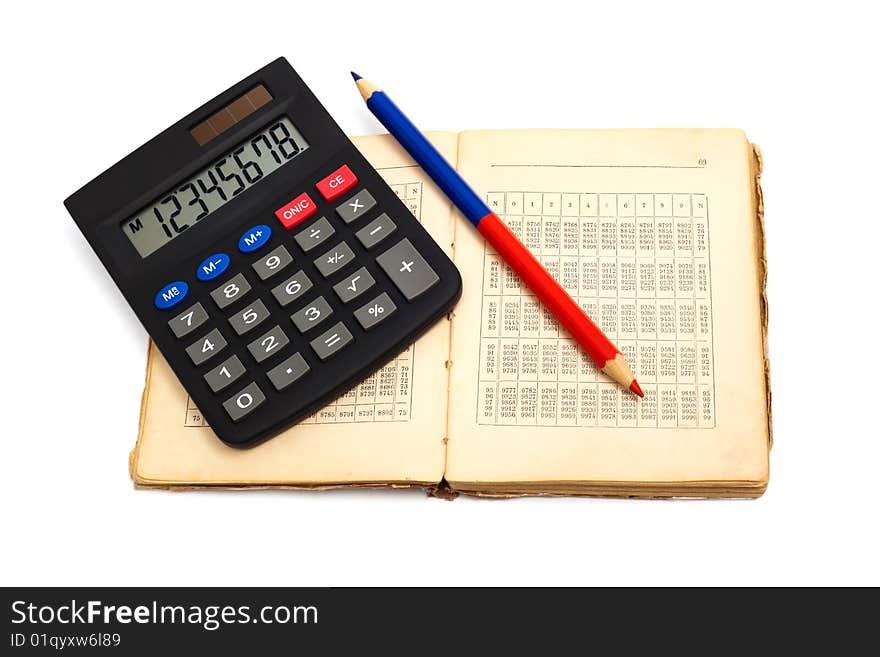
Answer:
238 224 272 253
155 281 189 310
196 253 230 281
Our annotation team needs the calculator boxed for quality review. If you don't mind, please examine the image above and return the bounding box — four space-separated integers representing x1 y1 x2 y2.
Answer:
64 57 461 447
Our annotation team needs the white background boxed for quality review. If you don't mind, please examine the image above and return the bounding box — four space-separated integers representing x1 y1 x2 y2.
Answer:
1 0 878 586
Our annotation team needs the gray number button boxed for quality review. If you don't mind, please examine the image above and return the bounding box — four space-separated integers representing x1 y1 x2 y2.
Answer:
210 273 251 309
222 382 266 422
314 241 355 278
266 353 310 391
228 299 270 335
294 216 335 252
252 245 293 280
335 189 377 223
168 302 208 338
185 328 228 366
310 322 354 361
354 292 397 330
376 238 440 301
270 270 313 307
247 324 290 363
203 355 246 393
355 213 397 249
291 296 333 333
332 266 376 303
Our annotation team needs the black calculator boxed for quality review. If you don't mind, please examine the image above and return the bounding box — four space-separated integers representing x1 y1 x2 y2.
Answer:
64 57 461 447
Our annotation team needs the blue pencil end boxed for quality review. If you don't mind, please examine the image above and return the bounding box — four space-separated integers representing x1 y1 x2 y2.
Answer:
350 71 362 81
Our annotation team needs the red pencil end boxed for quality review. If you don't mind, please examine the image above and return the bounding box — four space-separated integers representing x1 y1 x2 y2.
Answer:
629 380 645 398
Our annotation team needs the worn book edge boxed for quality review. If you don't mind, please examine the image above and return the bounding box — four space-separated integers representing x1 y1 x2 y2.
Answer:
752 144 773 448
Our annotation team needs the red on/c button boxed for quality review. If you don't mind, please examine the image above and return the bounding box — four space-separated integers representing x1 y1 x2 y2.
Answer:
316 165 357 201
275 192 317 230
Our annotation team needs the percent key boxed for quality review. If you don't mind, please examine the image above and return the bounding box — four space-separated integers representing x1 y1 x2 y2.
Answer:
354 292 397 330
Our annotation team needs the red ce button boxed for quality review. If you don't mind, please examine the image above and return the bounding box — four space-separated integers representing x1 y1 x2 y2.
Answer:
316 165 357 201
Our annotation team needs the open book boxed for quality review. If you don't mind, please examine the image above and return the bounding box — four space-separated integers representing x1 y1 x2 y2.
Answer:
130 129 771 498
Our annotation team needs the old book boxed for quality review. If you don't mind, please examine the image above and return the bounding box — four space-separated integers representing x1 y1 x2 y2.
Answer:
130 129 770 498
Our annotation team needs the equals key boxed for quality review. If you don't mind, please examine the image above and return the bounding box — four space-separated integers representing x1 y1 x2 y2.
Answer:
310 322 353 360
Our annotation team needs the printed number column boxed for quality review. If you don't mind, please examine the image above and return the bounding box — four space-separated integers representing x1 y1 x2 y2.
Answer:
617 194 639 427
597 194 620 427
693 194 715 427
553 193 579 426
478 192 506 424
636 194 658 426
654 193 678 427
673 194 697 427
532 192 559 426
499 193 525 426
577 193 600 426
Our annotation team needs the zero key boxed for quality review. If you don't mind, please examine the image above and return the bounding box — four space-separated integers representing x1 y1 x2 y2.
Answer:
376 238 440 301
222 382 266 422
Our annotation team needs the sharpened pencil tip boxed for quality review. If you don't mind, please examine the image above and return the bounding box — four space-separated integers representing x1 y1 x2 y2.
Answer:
350 71 362 81
630 380 644 398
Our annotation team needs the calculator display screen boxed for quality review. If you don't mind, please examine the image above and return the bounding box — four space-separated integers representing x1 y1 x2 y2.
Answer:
122 116 309 257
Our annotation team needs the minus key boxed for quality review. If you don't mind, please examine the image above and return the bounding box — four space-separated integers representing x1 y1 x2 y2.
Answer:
355 213 396 249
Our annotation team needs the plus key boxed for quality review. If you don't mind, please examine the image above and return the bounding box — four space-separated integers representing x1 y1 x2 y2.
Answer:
376 238 440 301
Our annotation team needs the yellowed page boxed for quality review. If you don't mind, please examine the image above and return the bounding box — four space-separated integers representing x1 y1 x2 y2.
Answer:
132 132 458 487
445 129 769 492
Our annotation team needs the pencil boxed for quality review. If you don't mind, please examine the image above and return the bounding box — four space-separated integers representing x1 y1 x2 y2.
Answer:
351 73 643 397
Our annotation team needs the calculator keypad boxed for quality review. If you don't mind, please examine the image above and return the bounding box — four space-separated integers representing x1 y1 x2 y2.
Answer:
150 163 456 438
204 355 246 392
275 192 317 230
228 299 270 335
316 165 357 201
336 189 376 223
186 328 227 366
310 322 353 360
155 281 189 310
294 216 334 252
355 213 396 249
354 292 397 330
291 296 333 333
333 267 375 303
168 302 208 338
314 241 355 278
238 225 272 253
223 382 266 422
271 270 313 307
196 253 231 282
252 245 293 280
376 238 440 300
211 273 252 309
247 325 290 363
266 353 310 391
